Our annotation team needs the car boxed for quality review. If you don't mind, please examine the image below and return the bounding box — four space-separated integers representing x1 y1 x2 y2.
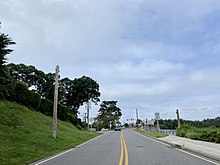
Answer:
115 124 121 131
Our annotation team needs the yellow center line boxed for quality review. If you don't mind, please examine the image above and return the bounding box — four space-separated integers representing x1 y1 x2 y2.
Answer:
119 132 129 165
119 133 124 165
122 134 129 165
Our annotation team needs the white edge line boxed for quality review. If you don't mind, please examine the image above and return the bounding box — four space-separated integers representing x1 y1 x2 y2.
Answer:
176 149 220 165
134 130 219 165
33 132 107 165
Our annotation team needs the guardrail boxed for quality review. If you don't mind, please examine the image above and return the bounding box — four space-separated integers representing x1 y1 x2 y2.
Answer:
144 127 176 135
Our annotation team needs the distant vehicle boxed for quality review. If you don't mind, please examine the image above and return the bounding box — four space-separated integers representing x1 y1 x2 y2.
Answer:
101 128 109 131
115 124 121 131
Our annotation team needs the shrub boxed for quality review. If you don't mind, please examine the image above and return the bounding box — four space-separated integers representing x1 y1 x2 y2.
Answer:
67 113 81 125
57 104 69 121
186 132 201 140
76 125 83 130
9 81 41 110
37 98 53 116
216 131 220 143
176 124 193 137
177 124 220 143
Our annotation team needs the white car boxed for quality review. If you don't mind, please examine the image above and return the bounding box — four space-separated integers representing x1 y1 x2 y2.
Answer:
115 125 121 131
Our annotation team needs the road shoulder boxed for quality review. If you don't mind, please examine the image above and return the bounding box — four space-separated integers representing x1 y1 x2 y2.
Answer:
159 135 220 162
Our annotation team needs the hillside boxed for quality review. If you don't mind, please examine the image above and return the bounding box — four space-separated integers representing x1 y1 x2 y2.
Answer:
0 101 100 165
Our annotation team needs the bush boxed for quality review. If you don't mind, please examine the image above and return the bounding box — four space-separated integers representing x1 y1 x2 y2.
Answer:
27 91 41 110
37 99 79 124
5 80 81 126
76 125 83 130
67 113 81 125
176 124 220 143
176 124 193 137
37 99 53 116
9 81 41 110
186 132 201 140
57 104 69 121
216 131 220 143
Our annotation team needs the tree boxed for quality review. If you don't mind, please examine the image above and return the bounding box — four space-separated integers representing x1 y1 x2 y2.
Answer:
58 77 72 105
0 23 15 75
41 72 55 100
96 101 122 129
7 63 101 114
0 23 16 99
6 63 54 100
7 63 44 88
65 76 101 114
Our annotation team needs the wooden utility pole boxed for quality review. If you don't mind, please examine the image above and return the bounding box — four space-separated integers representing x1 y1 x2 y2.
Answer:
155 113 160 132
87 101 90 130
136 108 139 128
176 109 181 128
52 65 59 139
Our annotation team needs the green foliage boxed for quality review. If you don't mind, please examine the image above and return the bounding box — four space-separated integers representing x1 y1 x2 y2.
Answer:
0 76 15 100
176 124 220 143
158 119 178 129
57 104 69 121
67 113 81 126
37 98 81 125
37 98 53 116
176 124 193 137
7 63 54 100
158 117 220 129
65 76 101 112
0 101 100 165
0 23 15 99
183 117 220 128
96 100 122 129
0 24 16 75
7 63 101 115
9 81 41 110
76 125 84 130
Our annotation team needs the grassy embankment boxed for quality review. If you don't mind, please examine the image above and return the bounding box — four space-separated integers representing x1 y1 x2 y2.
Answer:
136 129 168 138
0 101 101 165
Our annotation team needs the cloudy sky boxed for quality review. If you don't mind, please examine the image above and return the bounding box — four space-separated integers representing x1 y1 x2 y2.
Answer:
1 0 220 121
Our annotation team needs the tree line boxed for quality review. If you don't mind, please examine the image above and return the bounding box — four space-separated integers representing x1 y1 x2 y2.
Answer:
158 117 220 129
6 63 101 114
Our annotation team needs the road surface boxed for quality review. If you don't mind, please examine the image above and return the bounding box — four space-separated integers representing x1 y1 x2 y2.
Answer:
34 129 218 165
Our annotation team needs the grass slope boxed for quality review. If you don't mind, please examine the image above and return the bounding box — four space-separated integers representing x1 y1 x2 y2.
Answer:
0 101 100 165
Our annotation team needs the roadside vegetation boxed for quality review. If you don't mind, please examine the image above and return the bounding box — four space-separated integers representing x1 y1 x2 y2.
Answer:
157 118 220 129
176 124 220 143
0 101 101 165
152 117 220 143
136 129 168 138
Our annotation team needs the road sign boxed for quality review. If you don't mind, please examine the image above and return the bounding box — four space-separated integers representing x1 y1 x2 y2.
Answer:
155 113 160 120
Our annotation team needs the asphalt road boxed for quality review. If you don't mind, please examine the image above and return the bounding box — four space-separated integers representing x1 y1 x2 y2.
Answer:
34 129 217 165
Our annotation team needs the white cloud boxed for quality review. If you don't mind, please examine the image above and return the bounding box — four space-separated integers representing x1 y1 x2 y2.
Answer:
1 0 220 120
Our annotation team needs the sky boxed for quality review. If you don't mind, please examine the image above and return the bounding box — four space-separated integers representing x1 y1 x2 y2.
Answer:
1 0 220 122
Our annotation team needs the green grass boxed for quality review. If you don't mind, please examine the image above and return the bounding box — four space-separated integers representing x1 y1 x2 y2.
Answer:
135 129 168 138
0 101 101 165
